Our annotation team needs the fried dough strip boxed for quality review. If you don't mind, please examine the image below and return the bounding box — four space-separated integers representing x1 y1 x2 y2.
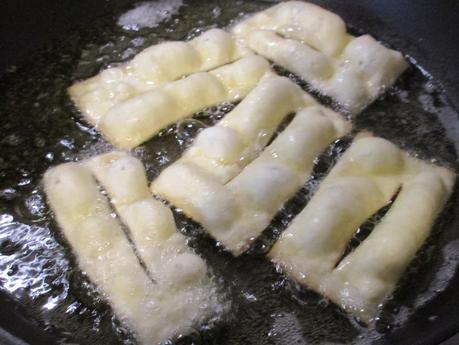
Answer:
233 1 408 113
270 134 455 323
69 29 250 124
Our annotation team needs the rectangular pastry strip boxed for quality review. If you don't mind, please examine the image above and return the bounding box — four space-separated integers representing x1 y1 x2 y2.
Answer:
44 158 220 344
99 55 272 149
233 1 408 114
69 29 250 124
152 100 351 255
269 134 455 323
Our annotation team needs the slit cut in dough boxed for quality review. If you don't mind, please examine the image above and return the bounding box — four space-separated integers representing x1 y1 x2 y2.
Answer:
232 1 409 114
69 28 250 125
151 93 351 255
269 133 455 323
44 157 221 345
99 55 272 149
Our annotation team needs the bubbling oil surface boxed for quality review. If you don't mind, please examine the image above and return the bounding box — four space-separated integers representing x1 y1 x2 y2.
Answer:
0 1 458 344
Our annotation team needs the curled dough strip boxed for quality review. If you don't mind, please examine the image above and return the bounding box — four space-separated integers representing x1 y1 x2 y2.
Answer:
152 101 350 255
270 134 455 323
69 29 250 124
100 55 271 149
44 158 220 344
233 1 408 114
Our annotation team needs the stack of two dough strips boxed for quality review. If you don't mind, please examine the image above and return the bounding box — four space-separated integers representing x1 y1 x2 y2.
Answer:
45 1 455 344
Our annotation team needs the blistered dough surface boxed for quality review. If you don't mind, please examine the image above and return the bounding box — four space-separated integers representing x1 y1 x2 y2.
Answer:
44 155 221 344
270 134 455 323
233 1 408 113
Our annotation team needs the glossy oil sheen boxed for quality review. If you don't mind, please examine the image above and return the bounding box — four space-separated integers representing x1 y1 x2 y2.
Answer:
0 1 458 344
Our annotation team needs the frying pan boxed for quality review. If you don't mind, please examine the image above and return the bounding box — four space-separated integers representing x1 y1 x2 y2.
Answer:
0 1 459 344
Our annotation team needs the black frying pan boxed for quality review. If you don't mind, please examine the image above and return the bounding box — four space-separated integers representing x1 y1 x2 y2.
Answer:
1 1 459 344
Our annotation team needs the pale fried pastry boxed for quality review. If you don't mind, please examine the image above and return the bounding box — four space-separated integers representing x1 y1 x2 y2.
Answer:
69 28 250 124
233 1 408 113
269 134 455 323
61 1 450 328
44 155 220 344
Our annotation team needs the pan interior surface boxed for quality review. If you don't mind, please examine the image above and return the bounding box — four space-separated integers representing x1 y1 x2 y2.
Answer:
0 1 458 344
